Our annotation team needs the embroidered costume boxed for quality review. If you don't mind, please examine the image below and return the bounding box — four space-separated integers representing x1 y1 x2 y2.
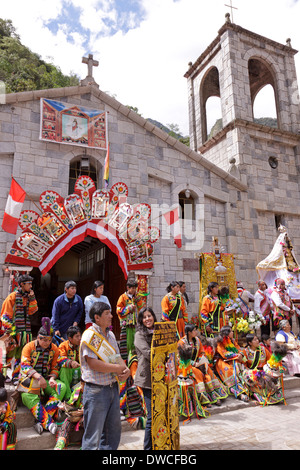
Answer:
0 288 38 381
0 400 17 450
200 294 225 336
58 340 81 400
177 342 206 422
54 384 84 450
215 336 248 399
19 340 67 431
117 292 143 360
270 279 294 327
235 284 254 318
177 335 227 406
254 288 272 334
116 292 146 429
161 292 188 339
242 344 285 405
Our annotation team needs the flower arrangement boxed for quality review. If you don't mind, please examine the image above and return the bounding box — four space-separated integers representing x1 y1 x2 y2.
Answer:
232 311 263 334
233 317 249 334
247 310 262 332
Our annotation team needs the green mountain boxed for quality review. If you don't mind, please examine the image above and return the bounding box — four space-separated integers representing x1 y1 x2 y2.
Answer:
147 118 183 139
146 118 190 146
254 117 277 128
208 116 278 140
0 18 79 93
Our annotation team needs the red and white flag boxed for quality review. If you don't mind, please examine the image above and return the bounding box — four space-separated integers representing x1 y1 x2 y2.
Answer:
2 177 26 234
162 206 182 248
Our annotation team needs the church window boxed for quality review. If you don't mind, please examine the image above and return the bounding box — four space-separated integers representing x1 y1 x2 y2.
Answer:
69 157 97 194
275 214 285 230
179 190 195 220
248 59 278 127
200 67 222 142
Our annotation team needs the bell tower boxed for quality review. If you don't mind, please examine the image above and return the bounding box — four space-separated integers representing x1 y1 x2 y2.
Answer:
184 15 300 288
185 15 300 173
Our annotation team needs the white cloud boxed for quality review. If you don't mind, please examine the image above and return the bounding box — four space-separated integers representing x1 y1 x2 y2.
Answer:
2 0 300 135
77 2 117 35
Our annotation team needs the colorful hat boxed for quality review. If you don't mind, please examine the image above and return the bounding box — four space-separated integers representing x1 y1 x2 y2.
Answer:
263 341 287 378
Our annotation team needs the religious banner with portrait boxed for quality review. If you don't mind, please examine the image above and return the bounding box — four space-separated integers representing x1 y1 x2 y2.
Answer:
150 321 179 450
39 98 108 149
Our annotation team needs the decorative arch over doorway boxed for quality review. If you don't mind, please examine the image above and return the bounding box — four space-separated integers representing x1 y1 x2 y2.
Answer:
5 176 160 279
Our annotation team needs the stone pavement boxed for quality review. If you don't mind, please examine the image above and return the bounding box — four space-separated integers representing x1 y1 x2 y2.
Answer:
119 393 300 451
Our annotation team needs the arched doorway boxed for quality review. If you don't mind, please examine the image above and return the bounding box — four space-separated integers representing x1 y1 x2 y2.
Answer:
30 236 126 339
5 177 159 340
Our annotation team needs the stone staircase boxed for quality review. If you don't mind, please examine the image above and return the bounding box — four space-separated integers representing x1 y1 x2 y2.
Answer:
7 375 300 450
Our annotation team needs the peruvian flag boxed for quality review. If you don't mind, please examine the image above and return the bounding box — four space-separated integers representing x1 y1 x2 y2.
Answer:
162 206 182 248
2 177 26 234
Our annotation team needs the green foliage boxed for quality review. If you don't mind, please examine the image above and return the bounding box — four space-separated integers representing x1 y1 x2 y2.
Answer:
0 19 19 40
0 18 80 93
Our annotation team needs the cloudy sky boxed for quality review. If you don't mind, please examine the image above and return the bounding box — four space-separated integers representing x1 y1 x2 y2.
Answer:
2 0 300 135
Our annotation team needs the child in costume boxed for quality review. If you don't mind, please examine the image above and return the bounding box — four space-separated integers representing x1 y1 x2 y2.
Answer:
200 282 225 337
215 326 249 401
117 280 144 360
54 383 84 450
58 325 81 401
162 281 188 339
0 387 17 450
18 318 67 435
177 341 206 422
242 341 287 406
178 325 228 407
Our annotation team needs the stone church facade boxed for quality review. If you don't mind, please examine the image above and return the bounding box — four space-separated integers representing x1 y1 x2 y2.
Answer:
0 19 300 328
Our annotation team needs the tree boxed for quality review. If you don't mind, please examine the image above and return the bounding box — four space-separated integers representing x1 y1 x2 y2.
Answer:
0 18 80 93
0 19 19 40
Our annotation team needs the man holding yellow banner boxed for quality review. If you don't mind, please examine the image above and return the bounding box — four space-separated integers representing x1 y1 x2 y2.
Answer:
80 302 130 450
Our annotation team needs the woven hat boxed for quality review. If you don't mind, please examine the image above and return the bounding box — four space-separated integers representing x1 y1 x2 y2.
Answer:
18 274 33 285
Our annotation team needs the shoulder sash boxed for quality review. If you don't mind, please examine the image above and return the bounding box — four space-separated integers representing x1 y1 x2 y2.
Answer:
168 294 181 322
81 328 117 363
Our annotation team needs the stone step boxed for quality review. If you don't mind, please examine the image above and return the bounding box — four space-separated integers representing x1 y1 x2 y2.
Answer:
281 375 300 390
16 426 57 451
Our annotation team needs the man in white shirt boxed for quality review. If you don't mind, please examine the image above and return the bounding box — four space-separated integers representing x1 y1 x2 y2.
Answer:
80 301 130 450
254 280 272 336
270 279 294 328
